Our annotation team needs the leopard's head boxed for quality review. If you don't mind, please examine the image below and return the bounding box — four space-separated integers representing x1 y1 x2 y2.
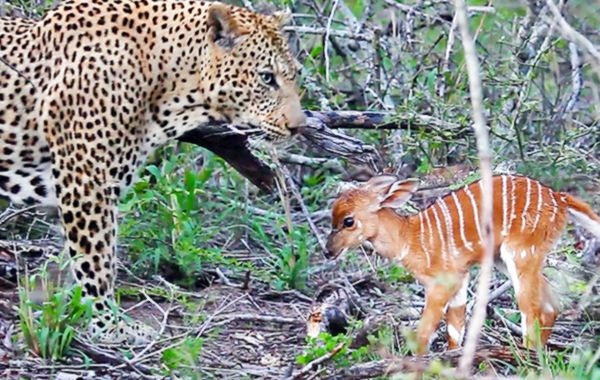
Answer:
201 3 305 141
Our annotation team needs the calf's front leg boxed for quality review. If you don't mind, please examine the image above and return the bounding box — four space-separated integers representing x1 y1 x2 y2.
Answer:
416 283 455 354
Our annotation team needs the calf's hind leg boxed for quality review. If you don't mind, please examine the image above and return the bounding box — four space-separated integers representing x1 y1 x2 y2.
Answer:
500 244 558 347
445 276 468 349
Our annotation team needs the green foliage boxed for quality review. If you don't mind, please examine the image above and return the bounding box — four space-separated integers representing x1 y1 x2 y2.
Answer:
252 217 312 290
119 144 317 290
161 337 204 379
3 0 55 17
119 146 247 287
378 263 413 285
296 332 363 368
19 284 93 361
511 346 600 379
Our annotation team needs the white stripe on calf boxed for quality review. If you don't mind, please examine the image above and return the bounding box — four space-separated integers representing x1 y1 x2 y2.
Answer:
508 175 517 231
521 177 532 231
549 188 558 222
464 185 482 243
439 198 457 255
452 192 473 251
432 202 448 262
532 181 543 231
419 212 431 267
502 175 508 235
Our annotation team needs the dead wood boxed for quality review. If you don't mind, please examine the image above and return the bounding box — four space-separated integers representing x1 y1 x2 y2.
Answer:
178 126 276 192
71 338 155 375
177 116 381 192
178 109 468 193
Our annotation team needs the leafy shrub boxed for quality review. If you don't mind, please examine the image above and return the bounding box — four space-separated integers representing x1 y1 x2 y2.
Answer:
19 284 92 361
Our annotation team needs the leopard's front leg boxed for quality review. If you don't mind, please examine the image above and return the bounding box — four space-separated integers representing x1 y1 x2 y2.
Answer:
50 149 153 344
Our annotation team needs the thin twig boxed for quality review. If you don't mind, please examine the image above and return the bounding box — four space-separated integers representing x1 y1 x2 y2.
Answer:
563 42 583 115
281 165 328 254
453 0 494 374
324 0 340 82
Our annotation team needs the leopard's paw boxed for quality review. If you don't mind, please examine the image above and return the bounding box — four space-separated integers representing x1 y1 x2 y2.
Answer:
87 316 156 345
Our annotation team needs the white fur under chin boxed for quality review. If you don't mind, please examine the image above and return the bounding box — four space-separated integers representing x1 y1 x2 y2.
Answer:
568 209 600 238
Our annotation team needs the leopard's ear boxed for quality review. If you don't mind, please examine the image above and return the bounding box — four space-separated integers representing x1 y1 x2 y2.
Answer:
272 10 292 28
207 3 246 49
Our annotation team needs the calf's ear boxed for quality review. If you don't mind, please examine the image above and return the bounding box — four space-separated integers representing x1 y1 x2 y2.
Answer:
380 179 419 209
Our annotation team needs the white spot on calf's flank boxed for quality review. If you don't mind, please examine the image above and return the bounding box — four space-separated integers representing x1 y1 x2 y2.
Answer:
448 276 469 308
543 302 554 313
396 246 409 261
447 324 465 345
500 245 520 294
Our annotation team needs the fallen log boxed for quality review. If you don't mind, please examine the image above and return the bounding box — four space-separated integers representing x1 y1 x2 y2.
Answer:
304 110 464 132
178 113 383 192
178 125 276 192
178 110 466 192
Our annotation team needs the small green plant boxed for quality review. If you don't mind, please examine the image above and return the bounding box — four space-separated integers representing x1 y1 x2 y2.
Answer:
271 228 311 290
378 263 413 285
19 284 93 361
161 337 204 379
119 147 248 286
296 332 356 368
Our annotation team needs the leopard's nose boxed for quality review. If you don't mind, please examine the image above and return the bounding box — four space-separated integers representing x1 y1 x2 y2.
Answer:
285 110 306 136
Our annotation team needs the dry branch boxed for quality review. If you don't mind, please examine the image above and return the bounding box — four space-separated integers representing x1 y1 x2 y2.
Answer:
544 0 600 74
71 338 155 375
453 0 494 374
178 111 384 192
180 108 467 193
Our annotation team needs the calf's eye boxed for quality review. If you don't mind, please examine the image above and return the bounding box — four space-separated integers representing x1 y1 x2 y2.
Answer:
343 217 354 228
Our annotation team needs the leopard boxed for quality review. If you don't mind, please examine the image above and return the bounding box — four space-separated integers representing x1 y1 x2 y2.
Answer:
0 0 305 343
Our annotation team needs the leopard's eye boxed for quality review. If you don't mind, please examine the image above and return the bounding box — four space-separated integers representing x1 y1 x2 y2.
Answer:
259 72 276 87
343 217 354 228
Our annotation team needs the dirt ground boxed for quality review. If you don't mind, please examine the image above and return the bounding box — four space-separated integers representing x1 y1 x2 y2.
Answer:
0 231 598 379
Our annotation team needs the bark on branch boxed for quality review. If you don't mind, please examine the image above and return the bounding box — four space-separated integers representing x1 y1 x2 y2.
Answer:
178 110 466 192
